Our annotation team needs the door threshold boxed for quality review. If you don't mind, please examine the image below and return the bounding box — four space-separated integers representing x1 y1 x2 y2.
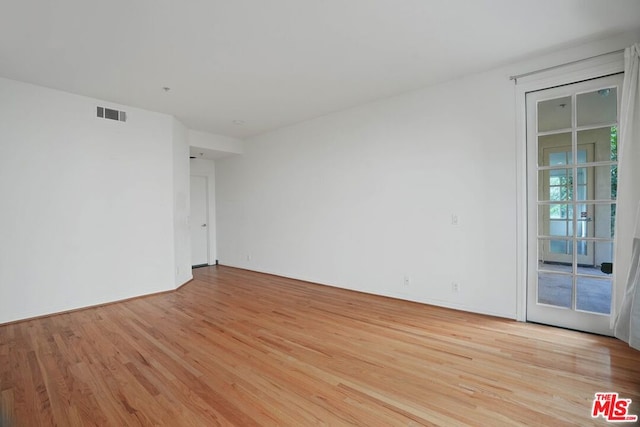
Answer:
527 321 613 338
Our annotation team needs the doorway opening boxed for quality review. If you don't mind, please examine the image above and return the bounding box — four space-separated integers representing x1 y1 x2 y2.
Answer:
190 175 210 267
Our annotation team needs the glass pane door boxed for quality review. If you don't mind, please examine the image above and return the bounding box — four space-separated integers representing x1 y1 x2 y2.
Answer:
526 74 622 335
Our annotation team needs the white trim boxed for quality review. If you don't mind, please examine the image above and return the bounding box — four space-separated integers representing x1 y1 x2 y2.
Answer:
514 51 624 89
514 52 624 322
510 50 624 82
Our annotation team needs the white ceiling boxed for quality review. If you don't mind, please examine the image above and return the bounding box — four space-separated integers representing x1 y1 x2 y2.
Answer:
1 0 639 138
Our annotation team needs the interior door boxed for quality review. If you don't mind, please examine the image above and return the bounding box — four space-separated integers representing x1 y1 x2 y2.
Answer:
526 74 622 335
190 175 209 267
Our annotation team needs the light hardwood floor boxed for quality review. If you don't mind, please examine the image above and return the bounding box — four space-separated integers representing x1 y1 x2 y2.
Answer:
1 266 639 426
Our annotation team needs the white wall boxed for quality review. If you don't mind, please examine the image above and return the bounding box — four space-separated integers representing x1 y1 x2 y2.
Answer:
0 77 187 323
190 159 218 265
216 69 517 318
189 129 243 159
172 118 193 286
215 31 640 319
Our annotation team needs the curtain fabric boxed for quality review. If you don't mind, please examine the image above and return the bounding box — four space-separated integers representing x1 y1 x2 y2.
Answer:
614 44 640 350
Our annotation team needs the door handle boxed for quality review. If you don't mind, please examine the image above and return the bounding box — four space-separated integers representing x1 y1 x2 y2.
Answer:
201 224 207 227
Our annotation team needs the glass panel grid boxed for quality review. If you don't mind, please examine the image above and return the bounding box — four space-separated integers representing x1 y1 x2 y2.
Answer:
536 94 617 316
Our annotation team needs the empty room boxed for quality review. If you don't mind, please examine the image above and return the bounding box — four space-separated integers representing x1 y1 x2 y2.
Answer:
1 0 640 425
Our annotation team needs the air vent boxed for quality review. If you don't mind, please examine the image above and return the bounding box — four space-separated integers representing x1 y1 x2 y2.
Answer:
97 106 127 122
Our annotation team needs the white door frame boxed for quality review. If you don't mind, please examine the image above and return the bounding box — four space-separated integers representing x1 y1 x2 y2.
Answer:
525 75 621 335
514 51 624 322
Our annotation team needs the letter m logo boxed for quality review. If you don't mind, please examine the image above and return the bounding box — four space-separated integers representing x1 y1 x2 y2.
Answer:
592 394 613 418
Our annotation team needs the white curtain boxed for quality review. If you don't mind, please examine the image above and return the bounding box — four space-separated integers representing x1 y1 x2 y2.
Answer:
614 43 640 350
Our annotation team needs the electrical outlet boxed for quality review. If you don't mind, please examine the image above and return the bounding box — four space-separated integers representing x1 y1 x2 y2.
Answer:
246 254 252 262
451 282 460 293
404 276 410 286
451 214 459 225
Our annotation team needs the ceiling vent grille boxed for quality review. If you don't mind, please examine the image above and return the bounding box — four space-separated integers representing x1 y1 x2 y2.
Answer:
97 106 127 122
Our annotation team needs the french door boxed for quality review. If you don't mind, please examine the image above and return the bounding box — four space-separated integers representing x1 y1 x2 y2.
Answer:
526 74 622 335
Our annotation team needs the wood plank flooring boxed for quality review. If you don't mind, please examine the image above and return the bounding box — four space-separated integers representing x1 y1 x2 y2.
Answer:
1 265 639 426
